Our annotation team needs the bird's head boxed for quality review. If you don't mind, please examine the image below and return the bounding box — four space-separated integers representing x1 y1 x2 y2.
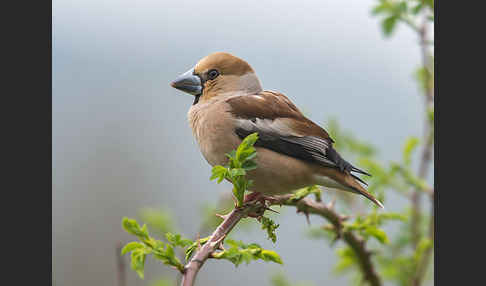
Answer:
170 52 262 104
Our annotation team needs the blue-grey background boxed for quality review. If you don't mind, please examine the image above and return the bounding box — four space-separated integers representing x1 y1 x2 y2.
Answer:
53 0 432 285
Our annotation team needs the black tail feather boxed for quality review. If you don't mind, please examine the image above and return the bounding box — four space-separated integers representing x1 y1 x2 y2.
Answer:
327 147 372 178
350 173 368 186
351 166 372 177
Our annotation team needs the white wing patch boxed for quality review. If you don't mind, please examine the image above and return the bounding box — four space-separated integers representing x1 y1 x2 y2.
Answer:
236 118 295 137
235 117 336 167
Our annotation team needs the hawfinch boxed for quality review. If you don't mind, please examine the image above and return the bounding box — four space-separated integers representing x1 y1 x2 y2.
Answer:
170 52 383 208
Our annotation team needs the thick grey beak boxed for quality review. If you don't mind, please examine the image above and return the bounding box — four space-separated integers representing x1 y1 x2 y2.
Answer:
170 68 202 96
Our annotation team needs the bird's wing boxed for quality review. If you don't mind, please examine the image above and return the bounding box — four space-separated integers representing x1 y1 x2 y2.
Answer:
226 91 370 179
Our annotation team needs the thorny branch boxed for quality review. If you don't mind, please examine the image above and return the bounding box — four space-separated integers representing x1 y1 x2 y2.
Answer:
270 194 382 286
180 202 266 286
180 194 382 286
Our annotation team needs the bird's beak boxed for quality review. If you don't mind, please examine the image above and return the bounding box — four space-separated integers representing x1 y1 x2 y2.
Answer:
170 68 202 96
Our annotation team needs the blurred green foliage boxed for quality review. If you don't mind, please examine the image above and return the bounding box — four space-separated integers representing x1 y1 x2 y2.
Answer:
270 272 315 286
322 119 433 286
371 0 434 36
138 208 174 235
148 278 174 286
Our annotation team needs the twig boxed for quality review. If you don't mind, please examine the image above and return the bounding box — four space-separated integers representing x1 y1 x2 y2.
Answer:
181 193 382 286
116 242 126 286
180 203 264 286
413 195 434 286
410 9 434 286
270 194 382 286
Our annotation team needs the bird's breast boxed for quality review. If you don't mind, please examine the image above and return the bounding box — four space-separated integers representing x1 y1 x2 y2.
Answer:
187 101 241 166
187 100 317 195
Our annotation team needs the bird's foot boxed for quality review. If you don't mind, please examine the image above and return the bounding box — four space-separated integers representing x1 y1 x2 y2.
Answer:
243 192 280 218
243 192 263 203
244 192 279 206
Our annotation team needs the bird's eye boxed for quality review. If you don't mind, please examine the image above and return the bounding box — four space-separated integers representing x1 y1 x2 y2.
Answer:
208 69 220 80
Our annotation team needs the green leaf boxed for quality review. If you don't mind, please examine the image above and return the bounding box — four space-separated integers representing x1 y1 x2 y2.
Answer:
165 244 175 261
121 218 189 275
382 15 398 36
230 168 246 178
414 237 432 264
260 216 280 243
371 1 393 15
214 133 259 206
427 107 434 124
185 237 210 261
289 185 321 202
334 247 357 273
415 66 433 93
122 217 149 240
365 226 389 244
403 137 419 166
260 250 283 264
397 1 407 13
212 238 283 267
242 160 258 171
165 233 193 248
240 132 259 149
412 3 424 14
210 165 228 183
225 150 236 160
121 241 144 255
131 248 146 279
378 212 407 223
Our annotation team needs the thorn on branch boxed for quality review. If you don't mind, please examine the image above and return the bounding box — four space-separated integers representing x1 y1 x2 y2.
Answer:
340 215 350 222
217 243 226 251
304 211 311 225
263 206 280 214
210 234 227 249
295 205 311 225
327 197 336 210
215 213 228 220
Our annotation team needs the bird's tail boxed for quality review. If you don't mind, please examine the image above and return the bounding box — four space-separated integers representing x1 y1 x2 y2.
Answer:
315 167 384 208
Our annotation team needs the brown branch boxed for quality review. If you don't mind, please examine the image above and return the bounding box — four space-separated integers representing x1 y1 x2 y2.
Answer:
180 203 265 286
410 8 434 286
181 193 382 286
116 242 126 286
411 191 434 286
270 194 382 286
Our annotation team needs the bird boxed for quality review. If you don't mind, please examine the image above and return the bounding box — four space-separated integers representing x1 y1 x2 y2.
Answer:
170 52 383 208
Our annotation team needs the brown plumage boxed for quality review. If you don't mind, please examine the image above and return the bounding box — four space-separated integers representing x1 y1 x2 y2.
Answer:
170 52 383 208
227 91 334 141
